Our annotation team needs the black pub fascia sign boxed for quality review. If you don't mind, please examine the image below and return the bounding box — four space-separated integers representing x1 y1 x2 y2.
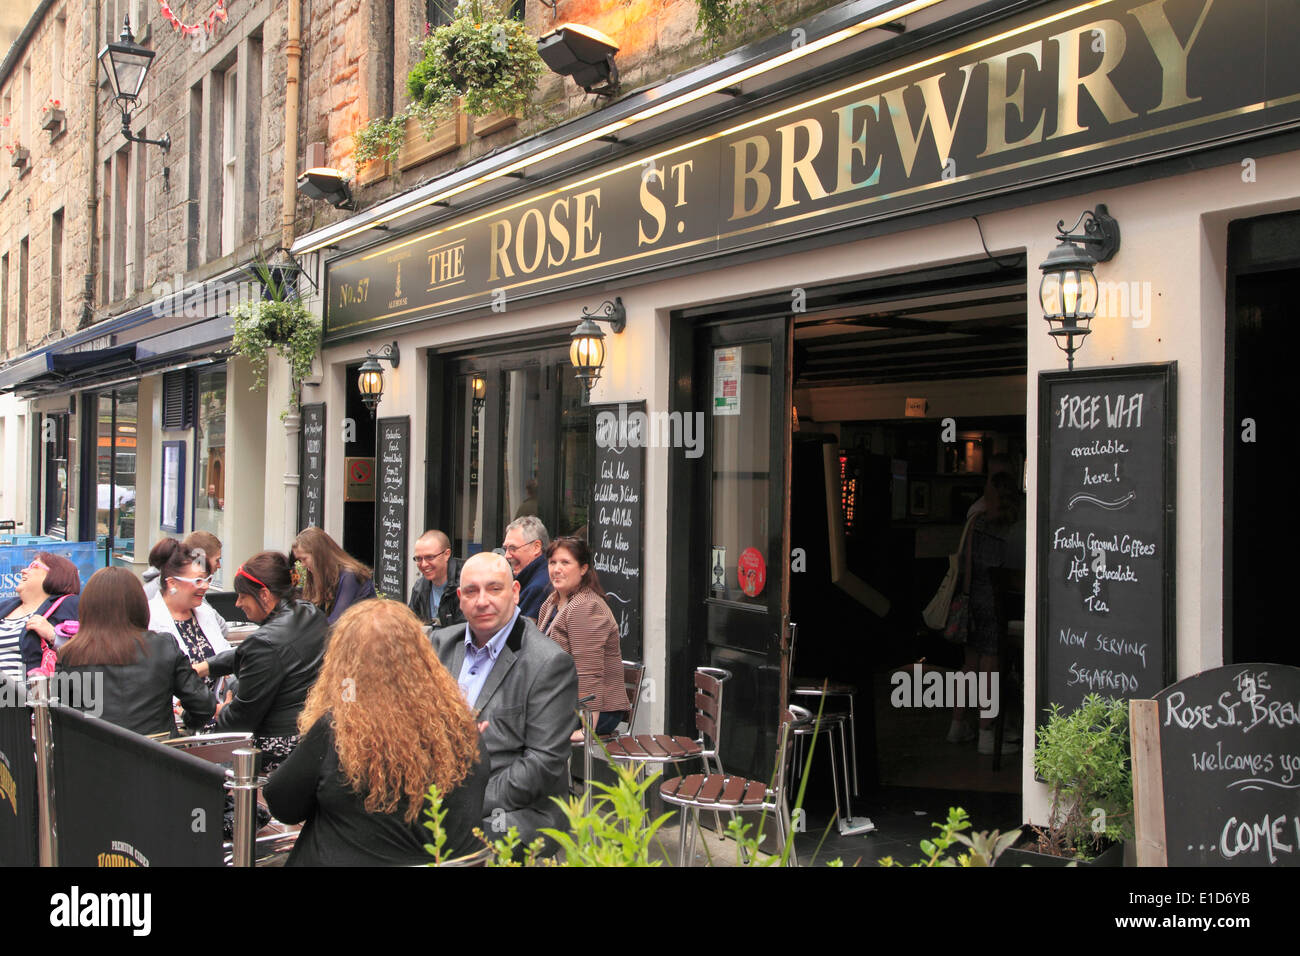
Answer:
325 0 1299 340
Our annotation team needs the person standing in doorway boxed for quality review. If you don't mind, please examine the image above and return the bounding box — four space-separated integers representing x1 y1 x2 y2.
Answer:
407 530 463 628
502 516 552 622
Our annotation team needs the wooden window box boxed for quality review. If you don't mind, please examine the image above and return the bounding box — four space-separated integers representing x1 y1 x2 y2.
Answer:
474 109 520 137
397 109 467 171
356 158 389 187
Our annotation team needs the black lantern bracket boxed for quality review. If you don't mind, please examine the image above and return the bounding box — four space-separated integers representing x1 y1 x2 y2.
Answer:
365 341 400 369
1054 204 1120 263
580 297 626 333
101 16 171 153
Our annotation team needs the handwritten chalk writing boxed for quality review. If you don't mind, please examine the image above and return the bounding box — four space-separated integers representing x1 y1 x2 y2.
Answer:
1191 742 1275 776
1067 662 1138 693
1056 392 1145 430
1218 813 1297 864
1070 439 1130 457
1059 628 1088 647
1094 634 1147 667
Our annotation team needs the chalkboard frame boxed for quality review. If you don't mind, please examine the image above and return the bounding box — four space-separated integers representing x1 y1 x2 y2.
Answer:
587 400 646 663
374 415 411 602
1035 362 1177 726
298 402 326 532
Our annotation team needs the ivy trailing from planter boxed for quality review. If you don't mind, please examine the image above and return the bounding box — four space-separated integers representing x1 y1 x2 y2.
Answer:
407 0 543 119
694 0 777 52
353 114 409 167
231 256 321 419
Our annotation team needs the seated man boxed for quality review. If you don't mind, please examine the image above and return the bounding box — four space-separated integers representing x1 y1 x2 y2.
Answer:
431 552 578 851
408 529 463 628
502 515 553 621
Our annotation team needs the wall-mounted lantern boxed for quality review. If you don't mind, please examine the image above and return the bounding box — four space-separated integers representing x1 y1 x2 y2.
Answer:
569 297 626 397
1039 204 1121 370
98 16 170 152
357 342 400 417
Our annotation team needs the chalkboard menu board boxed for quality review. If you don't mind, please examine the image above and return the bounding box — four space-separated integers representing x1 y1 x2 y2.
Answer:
590 402 646 661
1154 664 1300 867
299 403 326 531
1037 363 1176 723
374 416 410 601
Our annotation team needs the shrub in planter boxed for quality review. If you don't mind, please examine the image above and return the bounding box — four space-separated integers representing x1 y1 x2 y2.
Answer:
1029 693 1133 861
231 260 320 419
406 0 543 119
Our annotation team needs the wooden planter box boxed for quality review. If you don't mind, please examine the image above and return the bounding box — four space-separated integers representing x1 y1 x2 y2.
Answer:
996 829 1125 867
474 108 520 137
397 109 467 171
356 158 389 187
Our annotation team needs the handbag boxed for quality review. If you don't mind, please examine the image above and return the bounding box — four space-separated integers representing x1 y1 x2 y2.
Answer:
26 595 70 679
922 513 978 630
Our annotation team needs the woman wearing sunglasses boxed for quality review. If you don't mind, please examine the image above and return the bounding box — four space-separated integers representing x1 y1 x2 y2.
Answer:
197 551 329 772
145 538 231 700
0 553 81 683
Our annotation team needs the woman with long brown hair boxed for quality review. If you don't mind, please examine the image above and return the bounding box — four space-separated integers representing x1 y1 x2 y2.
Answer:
263 600 487 865
290 526 376 624
56 567 214 736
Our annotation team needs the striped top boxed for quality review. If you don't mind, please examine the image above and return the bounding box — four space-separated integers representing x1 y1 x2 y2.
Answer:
537 587 631 717
0 613 33 682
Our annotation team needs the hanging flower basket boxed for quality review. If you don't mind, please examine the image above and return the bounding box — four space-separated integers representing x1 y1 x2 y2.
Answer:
406 0 543 120
231 255 320 418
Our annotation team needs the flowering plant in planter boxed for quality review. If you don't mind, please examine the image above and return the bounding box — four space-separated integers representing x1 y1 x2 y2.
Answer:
406 0 543 120
231 257 320 417
40 98 62 115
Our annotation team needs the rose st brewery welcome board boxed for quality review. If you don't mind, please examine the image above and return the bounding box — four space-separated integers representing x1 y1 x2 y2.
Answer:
1037 363 1176 724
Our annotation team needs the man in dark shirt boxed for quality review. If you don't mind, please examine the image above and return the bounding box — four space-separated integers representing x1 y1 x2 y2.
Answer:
501 515 552 621
408 529 463 627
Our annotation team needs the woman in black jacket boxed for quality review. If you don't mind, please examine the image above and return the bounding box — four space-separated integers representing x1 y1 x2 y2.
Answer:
0 552 81 682
198 551 328 772
55 567 213 736
264 600 487 865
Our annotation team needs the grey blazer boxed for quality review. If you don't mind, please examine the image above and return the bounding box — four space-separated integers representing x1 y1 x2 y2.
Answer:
432 612 579 847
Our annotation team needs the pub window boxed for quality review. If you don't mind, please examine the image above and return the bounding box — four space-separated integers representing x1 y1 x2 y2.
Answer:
220 63 238 257
193 365 227 581
42 413 70 538
50 208 63 331
17 236 28 350
94 386 137 566
1 251 9 355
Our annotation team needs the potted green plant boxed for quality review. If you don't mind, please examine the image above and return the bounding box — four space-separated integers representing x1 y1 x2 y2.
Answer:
406 0 543 120
999 693 1132 866
231 257 320 420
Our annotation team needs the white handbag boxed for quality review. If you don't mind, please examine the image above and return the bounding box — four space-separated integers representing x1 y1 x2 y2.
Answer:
922 513 977 630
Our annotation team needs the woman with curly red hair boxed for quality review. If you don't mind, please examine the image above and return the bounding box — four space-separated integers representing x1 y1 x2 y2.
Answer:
263 599 487 865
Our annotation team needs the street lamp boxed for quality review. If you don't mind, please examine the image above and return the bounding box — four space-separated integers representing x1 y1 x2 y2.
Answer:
357 342 400 417
1038 205 1120 371
569 297 625 398
98 16 170 152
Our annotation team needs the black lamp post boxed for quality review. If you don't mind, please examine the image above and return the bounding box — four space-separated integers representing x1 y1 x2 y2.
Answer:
357 342 400 417
98 16 170 152
1038 205 1120 370
569 297 626 397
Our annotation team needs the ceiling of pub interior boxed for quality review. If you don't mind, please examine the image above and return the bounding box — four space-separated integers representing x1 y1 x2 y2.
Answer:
793 265 1027 390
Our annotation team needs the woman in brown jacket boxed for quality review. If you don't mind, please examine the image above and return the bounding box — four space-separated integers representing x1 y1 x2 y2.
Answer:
537 536 631 741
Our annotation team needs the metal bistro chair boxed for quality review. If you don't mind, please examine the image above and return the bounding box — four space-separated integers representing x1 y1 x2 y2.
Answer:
597 666 730 821
659 704 812 867
575 660 647 804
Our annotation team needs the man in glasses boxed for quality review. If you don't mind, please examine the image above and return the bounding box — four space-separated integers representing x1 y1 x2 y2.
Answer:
501 515 552 622
407 529 463 628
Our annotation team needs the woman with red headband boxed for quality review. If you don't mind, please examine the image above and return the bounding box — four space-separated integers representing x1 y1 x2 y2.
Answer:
197 551 328 771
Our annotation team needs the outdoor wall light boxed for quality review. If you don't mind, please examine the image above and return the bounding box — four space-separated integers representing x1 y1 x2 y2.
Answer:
538 24 621 97
570 297 626 397
1039 204 1121 371
357 342 400 417
471 375 487 414
98 16 170 152
297 167 355 210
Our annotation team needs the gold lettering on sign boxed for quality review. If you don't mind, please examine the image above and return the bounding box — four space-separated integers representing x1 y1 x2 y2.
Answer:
883 66 975 178
490 220 513 281
1129 0 1213 114
831 97 882 195
1048 19 1138 140
517 208 547 274
669 160 694 207
573 187 603 261
775 118 830 209
638 167 667 246
730 135 772 220
427 242 465 289
547 198 571 266
979 41 1046 158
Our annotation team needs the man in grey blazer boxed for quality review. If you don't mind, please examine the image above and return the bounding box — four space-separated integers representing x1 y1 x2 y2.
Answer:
431 552 578 852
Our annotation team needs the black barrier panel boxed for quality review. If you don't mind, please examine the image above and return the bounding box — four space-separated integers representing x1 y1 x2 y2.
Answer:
50 706 226 867
1154 663 1300 867
0 677 37 867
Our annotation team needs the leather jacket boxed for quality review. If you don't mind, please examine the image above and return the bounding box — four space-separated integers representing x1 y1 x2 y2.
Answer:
209 600 328 737
407 556 464 628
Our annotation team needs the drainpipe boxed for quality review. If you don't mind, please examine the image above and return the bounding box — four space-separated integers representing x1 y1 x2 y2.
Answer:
83 0 100 327
281 0 304 541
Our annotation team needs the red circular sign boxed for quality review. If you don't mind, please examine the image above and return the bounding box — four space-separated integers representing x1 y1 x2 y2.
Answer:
737 548 767 597
350 459 373 483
